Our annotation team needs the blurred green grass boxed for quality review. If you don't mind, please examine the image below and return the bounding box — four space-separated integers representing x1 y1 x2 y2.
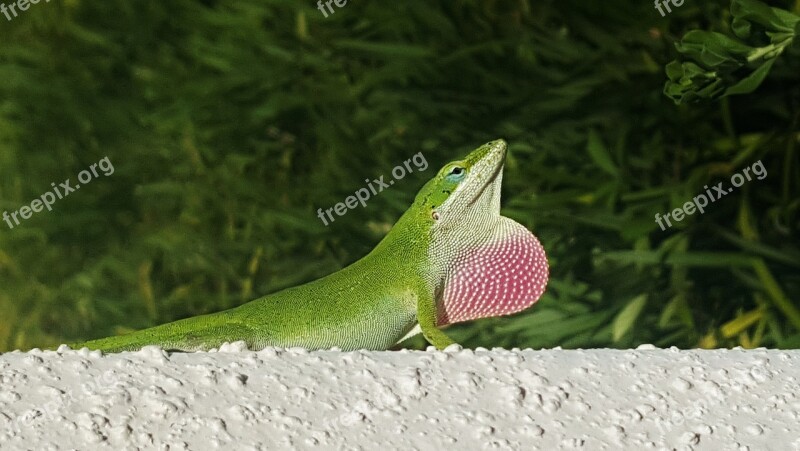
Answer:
0 0 798 351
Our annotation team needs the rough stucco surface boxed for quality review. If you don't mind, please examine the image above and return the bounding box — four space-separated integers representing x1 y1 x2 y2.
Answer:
0 344 798 450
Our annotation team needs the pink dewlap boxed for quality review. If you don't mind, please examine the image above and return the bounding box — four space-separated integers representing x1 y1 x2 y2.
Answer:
438 227 548 325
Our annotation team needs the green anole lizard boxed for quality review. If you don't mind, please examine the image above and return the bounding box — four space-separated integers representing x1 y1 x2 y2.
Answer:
72 139 548 352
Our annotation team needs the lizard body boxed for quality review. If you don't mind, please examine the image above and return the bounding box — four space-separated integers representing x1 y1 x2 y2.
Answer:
73 140 548 352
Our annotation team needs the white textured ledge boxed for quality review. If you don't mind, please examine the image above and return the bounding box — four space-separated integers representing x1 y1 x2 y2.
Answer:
1 344 798 450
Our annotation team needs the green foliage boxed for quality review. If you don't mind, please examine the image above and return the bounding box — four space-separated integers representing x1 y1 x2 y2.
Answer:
1 0 799 352
665 0 800 103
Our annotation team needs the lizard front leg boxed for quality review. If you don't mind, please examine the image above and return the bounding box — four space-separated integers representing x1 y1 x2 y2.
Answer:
416 290 457 350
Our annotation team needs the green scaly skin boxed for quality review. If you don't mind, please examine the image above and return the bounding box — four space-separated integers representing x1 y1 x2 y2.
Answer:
71 139 546 352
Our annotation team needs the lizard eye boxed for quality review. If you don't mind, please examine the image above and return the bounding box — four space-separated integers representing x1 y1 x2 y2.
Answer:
446 166 466 181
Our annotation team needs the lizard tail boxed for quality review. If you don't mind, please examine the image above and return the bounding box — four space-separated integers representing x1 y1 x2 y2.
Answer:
69 311 256 353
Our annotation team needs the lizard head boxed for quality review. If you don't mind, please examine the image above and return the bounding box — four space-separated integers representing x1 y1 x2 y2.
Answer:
414 139 506 226
414 139 549 326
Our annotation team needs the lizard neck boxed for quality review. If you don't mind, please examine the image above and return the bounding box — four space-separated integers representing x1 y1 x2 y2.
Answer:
362 203 433 278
